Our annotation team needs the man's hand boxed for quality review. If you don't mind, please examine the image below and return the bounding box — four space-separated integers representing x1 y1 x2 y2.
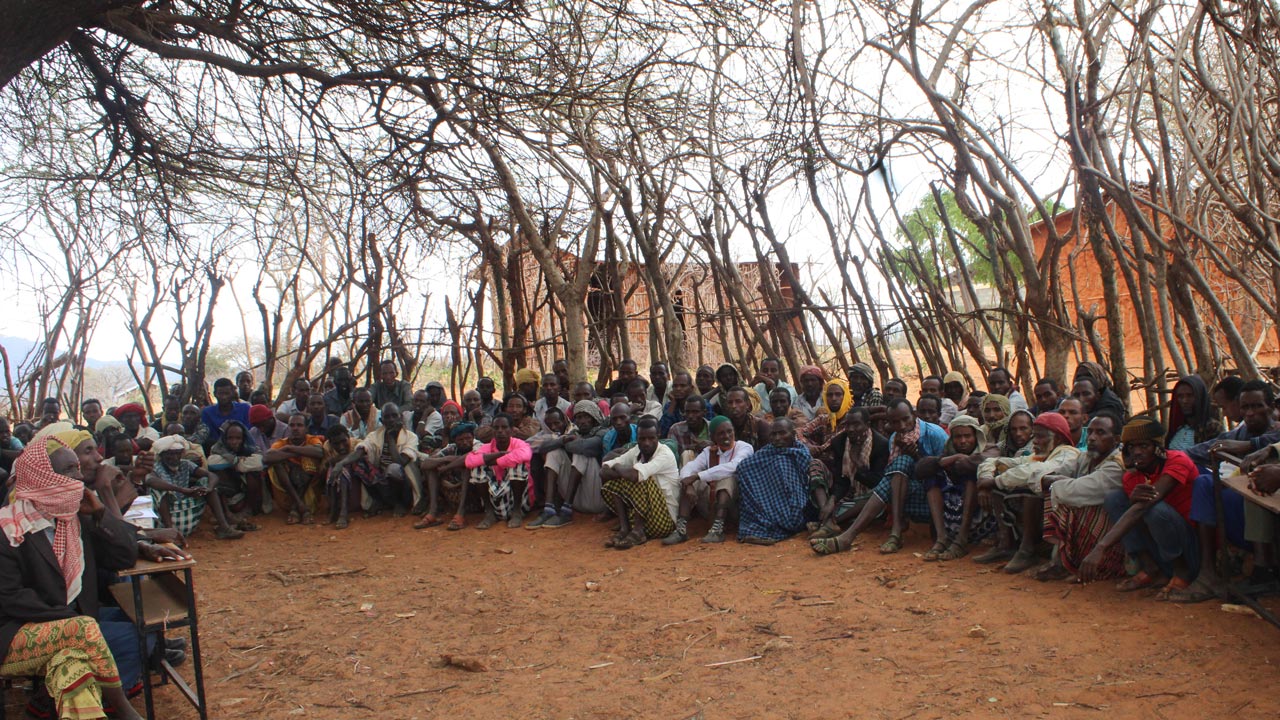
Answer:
1129 484 1158 504
1211 440 1253 458
1240 446 1274 474
146 527 187 547
1040 474 1064 495
185 486 210 498
78 487 105 517
1078 547 1104 584
1249 464 1280 496
139 542 192 562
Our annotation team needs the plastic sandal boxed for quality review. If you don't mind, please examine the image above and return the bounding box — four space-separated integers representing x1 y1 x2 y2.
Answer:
446 514 464 531
923 541 948 562
879 533 903 554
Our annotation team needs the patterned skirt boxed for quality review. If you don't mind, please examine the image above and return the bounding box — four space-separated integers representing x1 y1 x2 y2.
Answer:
469 463 531 519
871 456 931 524
0 616 121 719
1043 498 1125 579
601 478 676 539
150 488 208 537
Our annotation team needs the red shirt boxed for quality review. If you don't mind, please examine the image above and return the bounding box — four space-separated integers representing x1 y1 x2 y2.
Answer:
1121 450 1198 521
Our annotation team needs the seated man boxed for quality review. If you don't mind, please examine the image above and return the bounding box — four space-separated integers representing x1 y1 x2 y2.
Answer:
0 418 24 487
148 435 244 540
736 418 823 545
792 365 826 421
462 414 533 529
248 403 287 455
305 392 341 436
665 416 754 545
883 378 908 402
626 379 663 419
150 397 182 435
79 398 105 434
750 357 797 410
200 378 250 448
1079 418 1199 596
405 389 444 446
327 404 422 520
809 407 889 536
799 379 852 477
264 414 325 525
915 394 944 428
976 412 1081 574
987 367 1028 412
1032 377 1062 416
667 396 712 464
179 403 210 449
274 376 312 419
112 403 160 444
414 421 478 531
720 386 760 449
534 374 573 427
811 398 948 555
341 388 378 440
762 385 810 438
915 415 992 561
528 401 610 529
602 402 638 459
369 359 413 409
1182 380 1280 598
1037 412 1126 582
600 418 678 549
658 371 695 436
1057 397 1089 450
321 425 356 529
940 371 966 425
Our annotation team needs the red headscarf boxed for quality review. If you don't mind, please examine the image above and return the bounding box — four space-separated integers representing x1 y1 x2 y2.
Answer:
0 440 86 603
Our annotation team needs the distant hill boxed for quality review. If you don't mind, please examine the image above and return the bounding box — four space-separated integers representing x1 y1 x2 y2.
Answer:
0 335 127 370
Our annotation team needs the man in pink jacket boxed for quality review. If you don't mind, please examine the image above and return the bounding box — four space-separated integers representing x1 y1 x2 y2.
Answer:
463 414 533 529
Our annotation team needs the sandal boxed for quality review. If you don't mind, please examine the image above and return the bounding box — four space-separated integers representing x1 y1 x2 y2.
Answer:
1033 562 1069 582
1155 576 1192 601
476 513 497 530
923 541 948 562
1165 578 1224 604
614 528 647 550
810 536 848 556
809 522 840 540
300 511 314 525
335 515 349 530
286 511 300 525
939 541 969 562
604 531 628 548
413 514 443 530
446 514 464 531
879 533 904 554
1116 571 1164 592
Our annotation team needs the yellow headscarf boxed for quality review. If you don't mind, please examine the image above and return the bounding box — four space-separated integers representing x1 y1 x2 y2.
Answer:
514 368 540 388
823 378 853 431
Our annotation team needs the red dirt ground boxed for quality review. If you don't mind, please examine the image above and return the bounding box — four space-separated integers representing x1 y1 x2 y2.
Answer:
23 513 1280 719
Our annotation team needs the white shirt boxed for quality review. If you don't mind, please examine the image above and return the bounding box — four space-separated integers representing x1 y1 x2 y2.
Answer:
679 441 754 484
603 443 680 521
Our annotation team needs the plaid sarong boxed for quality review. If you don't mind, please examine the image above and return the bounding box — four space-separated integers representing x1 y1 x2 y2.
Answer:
871 455 931 524
736 444 812 541
601 477 675 539
150 459 208 536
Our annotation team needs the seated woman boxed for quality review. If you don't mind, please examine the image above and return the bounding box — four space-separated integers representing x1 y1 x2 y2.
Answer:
206 420 265 526
916 415 993 561
1165 374 1222 452
0 443 144 720
462 414 533 529
149 435 245 540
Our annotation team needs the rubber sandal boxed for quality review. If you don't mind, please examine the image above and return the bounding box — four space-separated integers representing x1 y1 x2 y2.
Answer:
413 514 443 530
1116 571 1164 592
939 541 969 562
286 511 300 525
809 522 839 540
476 513 497 530
879 533 903 554
335 516 349 530
923 541 948 562
446 514 464 531
300 511 314 525
1165 579 1220 604
1156 576 1192 601
810 536 847 555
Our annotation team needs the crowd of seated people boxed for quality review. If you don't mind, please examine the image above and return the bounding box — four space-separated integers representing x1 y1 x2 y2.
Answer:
6 358 1280 608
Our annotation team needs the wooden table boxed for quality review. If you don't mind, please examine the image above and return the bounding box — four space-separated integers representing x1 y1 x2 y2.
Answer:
109 553 208 720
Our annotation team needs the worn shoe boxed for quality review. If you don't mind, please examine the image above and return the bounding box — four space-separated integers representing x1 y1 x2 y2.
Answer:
701 528 725 544
661 530 688 545
544 509 574 528
526 509 555 529
164 648 187 667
